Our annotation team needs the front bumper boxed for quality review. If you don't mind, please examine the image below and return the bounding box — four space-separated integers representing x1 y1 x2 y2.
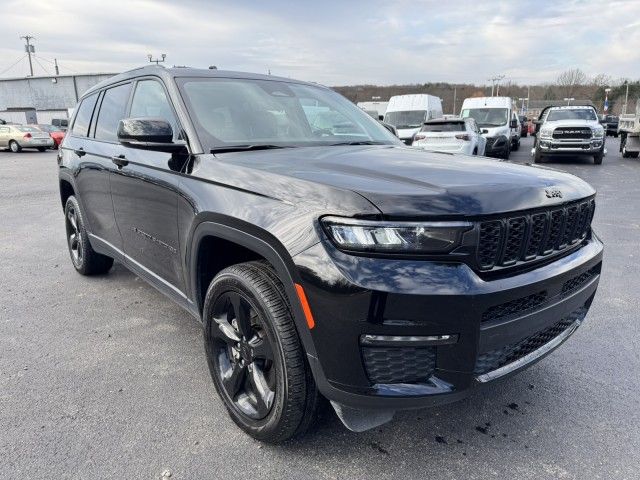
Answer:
538 138 603 154
294 234 603 411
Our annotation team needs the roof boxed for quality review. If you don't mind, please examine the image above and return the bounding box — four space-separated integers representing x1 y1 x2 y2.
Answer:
83 65 323 98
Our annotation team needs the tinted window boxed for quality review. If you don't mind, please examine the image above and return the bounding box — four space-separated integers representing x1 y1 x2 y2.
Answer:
420 122 464 132
71 93 98 136
130 80 178 135
94 83 132 141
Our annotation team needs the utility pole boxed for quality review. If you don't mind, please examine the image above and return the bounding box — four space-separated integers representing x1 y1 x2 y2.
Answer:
623 82 629 115
54 58 59 76
452 85 457 115
487 75 504 97
20 35 35 77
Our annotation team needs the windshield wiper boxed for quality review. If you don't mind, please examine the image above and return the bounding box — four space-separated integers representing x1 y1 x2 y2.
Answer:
328 140 387 146
210 144 294 154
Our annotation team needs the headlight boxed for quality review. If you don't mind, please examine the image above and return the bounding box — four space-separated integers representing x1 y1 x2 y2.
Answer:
321 216 472 254
592 127 604 138
540 127 553 138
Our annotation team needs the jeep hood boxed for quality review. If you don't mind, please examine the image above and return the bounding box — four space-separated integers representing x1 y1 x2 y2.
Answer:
214 145 595 217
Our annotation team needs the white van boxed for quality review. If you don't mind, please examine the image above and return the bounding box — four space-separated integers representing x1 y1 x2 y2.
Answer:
356 101 388 121
460 97 520 159
384 94 443 144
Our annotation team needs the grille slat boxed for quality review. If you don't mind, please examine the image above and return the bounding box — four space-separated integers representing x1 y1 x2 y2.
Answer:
482 291 548 323
477 199 594 271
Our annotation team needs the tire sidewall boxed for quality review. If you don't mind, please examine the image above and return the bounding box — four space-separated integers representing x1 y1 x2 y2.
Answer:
64 196 89 273
10 141 19 153
203 272 291 438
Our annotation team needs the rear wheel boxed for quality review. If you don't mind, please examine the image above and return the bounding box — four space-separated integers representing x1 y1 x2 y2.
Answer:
64 196 114 275
203 261 319 443
37 147 47 152
512 139 520 151
9 141 21 153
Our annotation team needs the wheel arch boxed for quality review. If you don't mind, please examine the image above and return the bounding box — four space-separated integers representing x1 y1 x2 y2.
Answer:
189 219 318 358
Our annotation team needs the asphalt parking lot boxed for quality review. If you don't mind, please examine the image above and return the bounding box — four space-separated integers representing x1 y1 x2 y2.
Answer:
1 135 639 479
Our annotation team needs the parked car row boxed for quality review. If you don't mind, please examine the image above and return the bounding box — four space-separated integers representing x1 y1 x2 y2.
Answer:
0 123 65 152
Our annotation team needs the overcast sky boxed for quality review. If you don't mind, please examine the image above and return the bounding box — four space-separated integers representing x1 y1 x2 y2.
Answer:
0 0 638 86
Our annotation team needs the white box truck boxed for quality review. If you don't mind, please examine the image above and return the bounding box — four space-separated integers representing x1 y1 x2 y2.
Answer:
619 102 640 158
357 101 389 121
460 97 520 159
383 94 443 144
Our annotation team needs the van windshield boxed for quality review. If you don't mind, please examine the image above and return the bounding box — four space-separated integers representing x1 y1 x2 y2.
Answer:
461 108 508 127
384 110 427 129
177 77 399 150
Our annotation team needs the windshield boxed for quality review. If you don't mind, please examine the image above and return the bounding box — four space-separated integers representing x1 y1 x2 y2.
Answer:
461 108 508 127
177 77 399 150
547 108 597 121
420 122 464 132
383 110 427 129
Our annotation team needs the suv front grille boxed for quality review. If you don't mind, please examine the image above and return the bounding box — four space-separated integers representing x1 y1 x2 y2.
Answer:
474 306 588 375
362 346 436 384
552 127 592 140
482 291 548 323
476 199 595 271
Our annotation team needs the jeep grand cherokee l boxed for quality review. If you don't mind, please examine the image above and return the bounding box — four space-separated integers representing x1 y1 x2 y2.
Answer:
58 66 603 443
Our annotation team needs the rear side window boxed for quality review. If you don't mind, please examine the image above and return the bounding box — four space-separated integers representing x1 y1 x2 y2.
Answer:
94 83 132 142
71 93 98 137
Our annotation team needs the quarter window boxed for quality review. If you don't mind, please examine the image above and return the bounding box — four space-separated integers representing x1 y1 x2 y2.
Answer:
94 83 132 142
71 93 98 137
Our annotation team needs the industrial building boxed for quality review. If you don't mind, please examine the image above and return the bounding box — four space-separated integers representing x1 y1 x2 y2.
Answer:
0 73 114 124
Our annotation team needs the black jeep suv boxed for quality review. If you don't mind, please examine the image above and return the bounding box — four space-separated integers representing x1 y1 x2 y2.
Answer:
58 66 602 442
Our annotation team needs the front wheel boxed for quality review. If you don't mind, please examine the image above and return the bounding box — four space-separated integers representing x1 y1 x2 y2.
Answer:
533 148 544 163
203 261 319 443
594 152 604 165
64 196 114 275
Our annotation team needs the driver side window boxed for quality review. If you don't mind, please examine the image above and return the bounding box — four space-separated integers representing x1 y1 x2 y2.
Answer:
130 80 180 138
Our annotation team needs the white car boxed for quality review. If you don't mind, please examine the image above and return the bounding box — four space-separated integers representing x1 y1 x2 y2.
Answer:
412 118 486 156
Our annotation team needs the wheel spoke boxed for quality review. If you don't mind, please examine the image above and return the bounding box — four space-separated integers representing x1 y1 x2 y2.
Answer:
249 335 273 361
222 362 246 399
212 314 240 344
69 233 77 249
67 210 77 231
230 293 252 338
249 364 274 417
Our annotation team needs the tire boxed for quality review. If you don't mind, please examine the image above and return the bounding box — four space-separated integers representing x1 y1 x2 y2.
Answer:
472 148 478 156
203 261 319 443
533 148 544 163
503 143 511 160
594 152 603 165
512 139 520 151
9 140 21 153
64 196 114 275
37 147 47 152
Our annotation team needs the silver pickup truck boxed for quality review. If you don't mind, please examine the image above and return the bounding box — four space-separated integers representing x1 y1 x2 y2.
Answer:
619 103 640 158
532 105 606 164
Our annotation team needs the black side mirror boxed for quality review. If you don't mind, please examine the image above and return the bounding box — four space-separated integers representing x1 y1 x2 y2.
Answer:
117 117 186 151
481 128 489 134
510 119 518 128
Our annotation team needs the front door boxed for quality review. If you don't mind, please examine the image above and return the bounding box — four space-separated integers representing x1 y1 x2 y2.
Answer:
109 79 186 294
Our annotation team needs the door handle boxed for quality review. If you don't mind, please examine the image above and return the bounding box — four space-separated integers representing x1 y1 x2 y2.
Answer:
74 147 86 157
111 155 129 168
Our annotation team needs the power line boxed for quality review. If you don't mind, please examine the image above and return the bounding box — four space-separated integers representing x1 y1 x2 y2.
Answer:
32 55 51 76
33 54 82 74
0 54 27 77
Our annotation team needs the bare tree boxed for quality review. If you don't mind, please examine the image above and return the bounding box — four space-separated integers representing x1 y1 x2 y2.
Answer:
591 73 613 88
556 68 587 98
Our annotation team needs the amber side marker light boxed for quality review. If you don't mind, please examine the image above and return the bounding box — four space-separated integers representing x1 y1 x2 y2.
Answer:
294 283 315 329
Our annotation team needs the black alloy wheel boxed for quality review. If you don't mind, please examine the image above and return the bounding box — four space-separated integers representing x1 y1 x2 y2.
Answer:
209 290 276 420
65 202 83 266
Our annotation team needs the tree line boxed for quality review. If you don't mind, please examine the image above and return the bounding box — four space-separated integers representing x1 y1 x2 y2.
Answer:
332 69 639 116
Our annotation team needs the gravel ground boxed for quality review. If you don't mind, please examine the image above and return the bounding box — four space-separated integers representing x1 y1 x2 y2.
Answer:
1 136 639 479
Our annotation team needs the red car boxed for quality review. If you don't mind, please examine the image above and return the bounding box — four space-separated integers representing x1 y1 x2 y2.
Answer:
35 124 65 149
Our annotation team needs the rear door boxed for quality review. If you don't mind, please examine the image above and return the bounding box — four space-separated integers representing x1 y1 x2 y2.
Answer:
65 91 124 251
109 78 187 294
0 126 9 147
